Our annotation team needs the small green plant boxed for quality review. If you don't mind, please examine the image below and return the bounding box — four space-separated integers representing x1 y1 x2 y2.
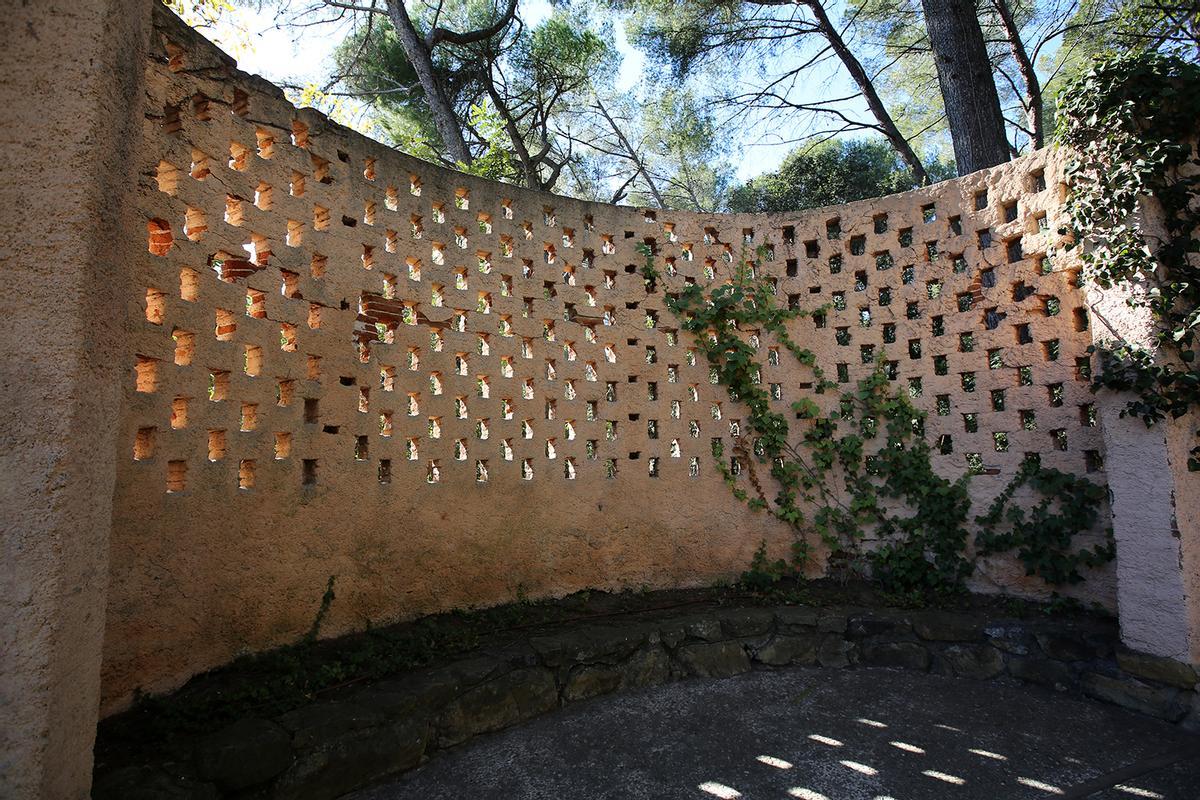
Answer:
1040 594 1085 616
738 542 810 604
635 242 661 293
739 541 790 591
514 581 530 605
975 457 1115 585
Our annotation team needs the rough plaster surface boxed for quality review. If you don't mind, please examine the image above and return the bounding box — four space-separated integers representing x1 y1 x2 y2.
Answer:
1098 405 1190 659
1166 412 1200 663
1085 206 1200 664
101 4 1121 716
0 1 151 797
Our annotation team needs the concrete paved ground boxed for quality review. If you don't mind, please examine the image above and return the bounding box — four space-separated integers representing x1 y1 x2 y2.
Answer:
349 668 1200 800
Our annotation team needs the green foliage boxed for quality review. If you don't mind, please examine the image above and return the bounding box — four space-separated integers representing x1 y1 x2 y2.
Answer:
841 0 949 154
457 102 517 182
334 19 442 156
1056 52 1200 468
162 0 249 54
810 367 975 597
335 5 613 189
622 0 749 78
669 246 1116 597
626 85 736 211
515 12 613 90
857 389 975 596
636 242 661 292
738 541 810 603
976 458 1115 585
739 541 791 591
727 138 951 214
1056 0 1199 85
667 249 973 595
845 0 1062 155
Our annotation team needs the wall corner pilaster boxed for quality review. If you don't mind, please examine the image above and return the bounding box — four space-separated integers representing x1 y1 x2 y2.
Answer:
0 1 153 797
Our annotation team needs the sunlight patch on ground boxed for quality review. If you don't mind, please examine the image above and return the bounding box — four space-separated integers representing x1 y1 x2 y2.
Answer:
1113 785 1166 799
839 760 878 776
698 781 741 799
787 788 831 800
967 748 1007 760
1016 776 1064 794
807 734 843 747
922 769 966 785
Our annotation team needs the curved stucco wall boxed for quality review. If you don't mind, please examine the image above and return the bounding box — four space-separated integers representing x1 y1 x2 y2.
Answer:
103 3 1117 712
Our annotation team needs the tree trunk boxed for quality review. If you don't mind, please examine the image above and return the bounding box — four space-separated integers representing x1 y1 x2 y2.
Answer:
920 0 1011 174
594 96 667 208
485 81 540 188
385 1 473 165
802 0 930 187
992 0 1043 149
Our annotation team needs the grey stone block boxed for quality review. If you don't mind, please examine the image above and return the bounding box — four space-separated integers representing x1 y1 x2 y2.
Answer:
912 612 983 642
277 701 387 751
530 625 650 667
818 635 855 668
93 766 218 800
1035 631 1096 662
774 606 819 630
271 718 429 800
192 717 292 792
676 641 751 678
754 634 821 667
848 613 912 639
717 608 774 638
438 667 558 747
1116 650 1198 689
1008 657 1073 691
1082 673 1189 722
860 642 930 671
941 644 1004 680
985 625 1037 656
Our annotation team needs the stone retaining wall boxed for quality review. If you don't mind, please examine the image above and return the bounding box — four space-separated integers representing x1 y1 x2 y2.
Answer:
93 604 1199 800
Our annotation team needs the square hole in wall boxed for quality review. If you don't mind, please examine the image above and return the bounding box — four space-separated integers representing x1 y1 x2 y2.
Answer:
166 460 187 493
239 459 256 489
134 427 155 461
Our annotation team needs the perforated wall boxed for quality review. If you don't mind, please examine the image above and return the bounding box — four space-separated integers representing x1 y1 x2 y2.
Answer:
102 4 1115 710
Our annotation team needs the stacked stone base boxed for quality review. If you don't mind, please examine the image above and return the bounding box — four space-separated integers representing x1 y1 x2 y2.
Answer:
93 605 1199 799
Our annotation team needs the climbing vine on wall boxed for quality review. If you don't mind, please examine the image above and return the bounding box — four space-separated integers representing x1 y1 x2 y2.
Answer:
667 250 1114 598
975 458 1115 585
667 252 977 595
1056 52 1200 468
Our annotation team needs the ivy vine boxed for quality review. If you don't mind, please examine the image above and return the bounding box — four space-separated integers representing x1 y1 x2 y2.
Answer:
1056 52 1200 468
975 457 1115 586
666 248 1113 598
636 242 661 293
